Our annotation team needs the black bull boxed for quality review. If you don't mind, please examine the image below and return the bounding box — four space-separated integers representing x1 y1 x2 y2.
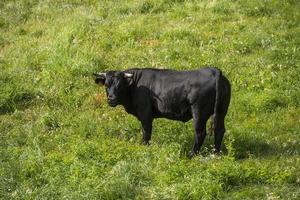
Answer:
94 67 231 157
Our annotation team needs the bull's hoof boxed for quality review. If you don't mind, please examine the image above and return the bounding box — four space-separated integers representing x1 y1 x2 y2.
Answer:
188 150 198 159
213 148 221 155
141 140 150 145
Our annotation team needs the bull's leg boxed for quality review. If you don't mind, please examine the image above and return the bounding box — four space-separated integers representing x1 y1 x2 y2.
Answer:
189 107 208 158
214 115 225 153
140 118 153 145
214 76 231 153
189 126 206 158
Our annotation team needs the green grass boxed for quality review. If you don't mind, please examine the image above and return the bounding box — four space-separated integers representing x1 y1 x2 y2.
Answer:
1 0 300 199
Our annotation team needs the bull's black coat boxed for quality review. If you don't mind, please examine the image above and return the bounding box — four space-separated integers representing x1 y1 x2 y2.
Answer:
94 67 231 157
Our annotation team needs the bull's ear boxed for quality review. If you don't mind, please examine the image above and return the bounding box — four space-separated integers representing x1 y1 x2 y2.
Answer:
93 73 106 85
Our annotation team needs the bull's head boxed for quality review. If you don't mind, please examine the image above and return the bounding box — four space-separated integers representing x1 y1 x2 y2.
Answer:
93 71 133 107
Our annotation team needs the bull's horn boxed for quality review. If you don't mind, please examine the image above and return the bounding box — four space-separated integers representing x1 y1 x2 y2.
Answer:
93 72 106 77
124 73 133 78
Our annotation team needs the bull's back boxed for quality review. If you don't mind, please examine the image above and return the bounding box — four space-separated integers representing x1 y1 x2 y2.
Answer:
134 68 217 121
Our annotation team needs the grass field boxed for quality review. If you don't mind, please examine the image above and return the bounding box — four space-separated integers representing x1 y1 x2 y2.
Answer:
1 0 300 199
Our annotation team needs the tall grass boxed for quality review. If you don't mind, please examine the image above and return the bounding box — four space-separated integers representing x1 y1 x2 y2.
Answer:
1 0 299 199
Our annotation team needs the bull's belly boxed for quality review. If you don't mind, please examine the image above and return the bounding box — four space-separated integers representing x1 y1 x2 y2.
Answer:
156 112 192 122
153 103 192 122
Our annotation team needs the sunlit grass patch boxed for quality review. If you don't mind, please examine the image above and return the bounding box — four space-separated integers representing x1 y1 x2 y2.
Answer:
1 0 300 199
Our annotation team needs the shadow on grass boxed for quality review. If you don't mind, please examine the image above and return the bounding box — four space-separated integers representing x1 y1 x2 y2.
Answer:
0 91 42 115
96 118 299 159
178 134 299 159
232 135 299 159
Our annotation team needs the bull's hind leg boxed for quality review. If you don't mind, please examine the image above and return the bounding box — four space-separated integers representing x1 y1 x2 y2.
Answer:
189 106 209 158
214 114 225 153
214 75 231 153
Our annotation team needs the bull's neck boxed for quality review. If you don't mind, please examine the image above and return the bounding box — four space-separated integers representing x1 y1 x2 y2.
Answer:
120 70 139 115
120 85 135 115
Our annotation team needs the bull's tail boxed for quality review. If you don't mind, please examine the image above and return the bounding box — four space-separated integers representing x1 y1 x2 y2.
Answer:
210 69 221 136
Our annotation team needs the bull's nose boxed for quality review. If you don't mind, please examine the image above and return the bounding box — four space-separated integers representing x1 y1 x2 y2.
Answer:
107 95 115 101
107 95 117 107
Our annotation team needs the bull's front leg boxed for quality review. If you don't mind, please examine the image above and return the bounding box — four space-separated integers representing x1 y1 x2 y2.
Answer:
140 118 153 145
136 101 153 145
